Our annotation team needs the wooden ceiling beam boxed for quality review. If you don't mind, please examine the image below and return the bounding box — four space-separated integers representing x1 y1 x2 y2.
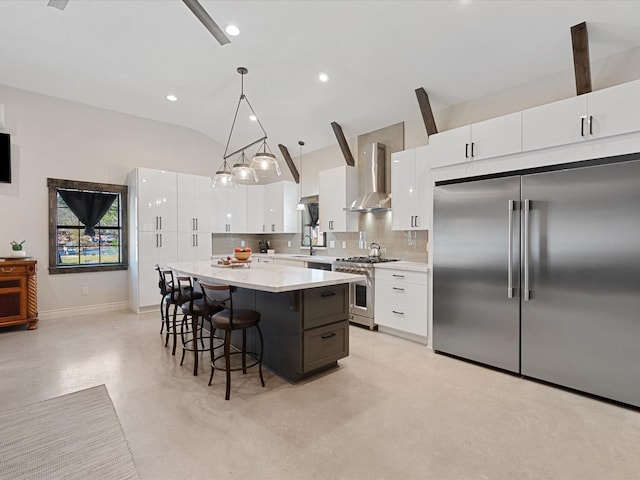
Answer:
331 122 355 166
415 87 438 136
571 21 592 95
277 144 300 184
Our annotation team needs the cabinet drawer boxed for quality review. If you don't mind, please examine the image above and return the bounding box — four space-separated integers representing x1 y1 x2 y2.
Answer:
374 303 427 337
375 278 428 308
303 320 349 372
303 284 348 329
0 265 27 276
375 269 427 285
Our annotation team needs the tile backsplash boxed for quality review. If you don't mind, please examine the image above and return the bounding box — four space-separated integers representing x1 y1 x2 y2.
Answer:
212 211 429 263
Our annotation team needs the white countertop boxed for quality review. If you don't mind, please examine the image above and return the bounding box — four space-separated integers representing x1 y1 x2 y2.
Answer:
167 260 364 293
374 261 430 273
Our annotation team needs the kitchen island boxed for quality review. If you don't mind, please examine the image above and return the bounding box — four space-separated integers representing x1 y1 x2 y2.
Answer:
167 260 364 383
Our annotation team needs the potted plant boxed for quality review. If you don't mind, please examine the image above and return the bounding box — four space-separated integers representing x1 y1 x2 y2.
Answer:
10 240 26 257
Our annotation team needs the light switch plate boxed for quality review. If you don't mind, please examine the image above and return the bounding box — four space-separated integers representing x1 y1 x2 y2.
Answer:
342 241 347 248
240 240 245 247
329 240 335 248
287 241 292 247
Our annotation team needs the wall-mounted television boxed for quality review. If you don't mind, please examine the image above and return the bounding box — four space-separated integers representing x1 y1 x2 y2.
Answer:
0 132 10 184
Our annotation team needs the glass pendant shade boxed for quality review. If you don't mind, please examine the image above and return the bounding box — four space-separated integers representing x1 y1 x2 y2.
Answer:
251 150 281 177
230 151 258 184
212 160 237 188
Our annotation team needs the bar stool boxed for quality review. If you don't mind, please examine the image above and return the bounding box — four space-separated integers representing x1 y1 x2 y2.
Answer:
200 282 265 400
176 276 221 376
162 270 202 355
155 264 169 334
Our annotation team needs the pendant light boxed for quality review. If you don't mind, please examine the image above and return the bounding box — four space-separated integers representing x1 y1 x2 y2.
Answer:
251 139 281 177
296 141 306 210
213 67 270 187
231 151 259 184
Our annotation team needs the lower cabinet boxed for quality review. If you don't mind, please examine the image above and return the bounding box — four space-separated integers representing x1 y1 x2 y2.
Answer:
374 267 428 341
252 283 349 382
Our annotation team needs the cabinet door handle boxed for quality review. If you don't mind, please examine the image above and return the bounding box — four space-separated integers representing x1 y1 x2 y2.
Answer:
392 287 405 291
271 224 275 232
589 115 593 135
159 216 163 230
580 115 586 137
321 291 336 298
196 234 198 247
414 215 419 228
392 310 405 315
321 332 337 339
159 234 163 248
465 143 469 159
155 216 159 230
392 274 405 278
155 234 159 247
1 267 14 273
471 142 475 158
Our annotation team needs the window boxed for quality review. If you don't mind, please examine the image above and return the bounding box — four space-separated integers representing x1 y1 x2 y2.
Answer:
48 178 128 274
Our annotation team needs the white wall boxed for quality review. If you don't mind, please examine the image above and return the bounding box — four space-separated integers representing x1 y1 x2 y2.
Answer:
0 84 223 315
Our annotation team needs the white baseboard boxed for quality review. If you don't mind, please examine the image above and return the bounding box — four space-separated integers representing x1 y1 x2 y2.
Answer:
39 301 130 320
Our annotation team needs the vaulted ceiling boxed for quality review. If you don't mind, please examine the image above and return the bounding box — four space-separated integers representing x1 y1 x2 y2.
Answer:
1 1 640 156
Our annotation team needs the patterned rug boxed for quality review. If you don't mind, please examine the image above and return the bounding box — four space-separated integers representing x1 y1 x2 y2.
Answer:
0 385 138 480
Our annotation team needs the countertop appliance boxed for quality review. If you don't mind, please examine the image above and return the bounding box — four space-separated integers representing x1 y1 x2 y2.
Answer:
258 239 270 253
433 155 640 407
333 256 399 330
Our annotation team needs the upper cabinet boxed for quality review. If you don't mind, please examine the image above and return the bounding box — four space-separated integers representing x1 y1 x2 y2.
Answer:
177 173 213 233
522 79 640 152
318 165 358 232
429 112 522 168
246 181 298 234
391 146 430 231
212 185 248 233
264 181 298 234
136 168 178 232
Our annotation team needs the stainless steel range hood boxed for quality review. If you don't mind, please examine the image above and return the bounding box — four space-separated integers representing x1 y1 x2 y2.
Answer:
346 142 390 212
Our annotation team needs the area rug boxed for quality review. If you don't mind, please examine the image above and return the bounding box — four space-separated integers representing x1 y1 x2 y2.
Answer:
0 385 138 480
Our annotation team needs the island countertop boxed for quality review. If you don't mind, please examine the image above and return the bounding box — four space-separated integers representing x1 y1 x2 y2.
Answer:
167 260 364 293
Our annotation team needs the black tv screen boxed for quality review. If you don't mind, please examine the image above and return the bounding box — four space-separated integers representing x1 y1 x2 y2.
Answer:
0 133 10 184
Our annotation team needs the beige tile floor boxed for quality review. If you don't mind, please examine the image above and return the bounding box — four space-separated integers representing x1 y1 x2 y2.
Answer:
1 310 639 480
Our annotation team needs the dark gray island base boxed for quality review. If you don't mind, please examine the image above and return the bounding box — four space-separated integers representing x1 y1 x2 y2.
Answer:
233 283 349 383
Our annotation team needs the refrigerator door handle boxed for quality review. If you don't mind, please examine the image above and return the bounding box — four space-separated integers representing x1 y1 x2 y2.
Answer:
523 199 531 301
507 200 514 298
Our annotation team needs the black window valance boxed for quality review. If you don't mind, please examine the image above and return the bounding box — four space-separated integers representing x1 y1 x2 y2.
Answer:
58 190 117 237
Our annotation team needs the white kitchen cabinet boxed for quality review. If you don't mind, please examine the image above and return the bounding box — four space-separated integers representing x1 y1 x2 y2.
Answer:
522 79 640 152
177 173 213 234
374 267 428 340
264 181 298 233
129 168 180 312
211 185 248 233
246 185 266 233
136 230 178 310
429 112 522 168
245 181 298 234
318 165 358 232
391 145 430 230
136 168 177 232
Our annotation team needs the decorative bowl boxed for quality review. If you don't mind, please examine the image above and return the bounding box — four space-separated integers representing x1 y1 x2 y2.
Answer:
233 251 251 261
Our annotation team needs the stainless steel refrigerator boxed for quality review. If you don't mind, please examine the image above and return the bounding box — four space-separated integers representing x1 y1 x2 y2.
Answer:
433 157 640 407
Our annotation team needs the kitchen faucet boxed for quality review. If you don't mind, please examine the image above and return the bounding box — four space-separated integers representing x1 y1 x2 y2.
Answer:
302 234 315 256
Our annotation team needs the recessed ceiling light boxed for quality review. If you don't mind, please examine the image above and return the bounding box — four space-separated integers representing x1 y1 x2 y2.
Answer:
166 94 178 102
249 114 257 122
225 24 240 36
318 72 330 82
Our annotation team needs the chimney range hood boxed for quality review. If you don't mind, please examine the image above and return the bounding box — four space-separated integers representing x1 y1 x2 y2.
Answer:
346 142 390 212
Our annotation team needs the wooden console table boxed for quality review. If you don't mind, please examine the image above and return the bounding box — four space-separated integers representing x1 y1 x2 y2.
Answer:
0 259 39 330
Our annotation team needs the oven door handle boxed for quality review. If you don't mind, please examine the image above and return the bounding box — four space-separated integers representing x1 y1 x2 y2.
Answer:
321 291 336 298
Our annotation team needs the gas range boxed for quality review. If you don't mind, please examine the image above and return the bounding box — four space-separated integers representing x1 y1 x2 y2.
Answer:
333 257 399 331
334 257 400 265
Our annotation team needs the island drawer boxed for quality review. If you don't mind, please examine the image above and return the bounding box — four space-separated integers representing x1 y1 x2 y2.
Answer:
303 320 349 372
303 284 348 329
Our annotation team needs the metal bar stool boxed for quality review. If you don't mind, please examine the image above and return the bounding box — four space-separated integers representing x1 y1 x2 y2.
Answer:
200 282 265 400
162 269 202 355
155 264 170 334
176 275 221 376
